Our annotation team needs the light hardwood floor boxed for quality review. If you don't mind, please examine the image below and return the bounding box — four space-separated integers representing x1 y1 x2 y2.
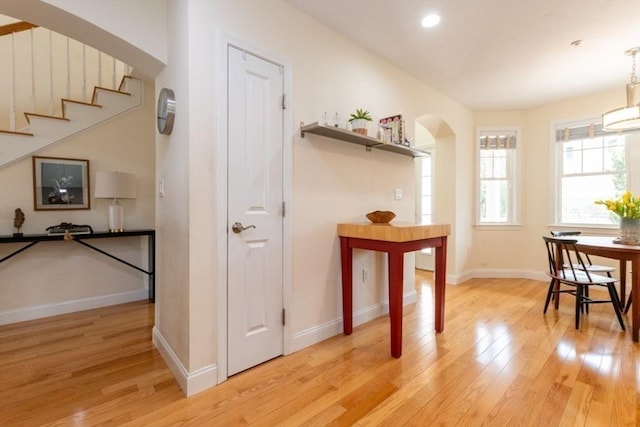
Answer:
1 271 638 426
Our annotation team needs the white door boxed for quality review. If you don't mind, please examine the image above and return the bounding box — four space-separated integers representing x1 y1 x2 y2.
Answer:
227 46 284 376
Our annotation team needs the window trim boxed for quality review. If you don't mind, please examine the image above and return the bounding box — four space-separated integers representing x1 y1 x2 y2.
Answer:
550 116 640 228
475 127 521 226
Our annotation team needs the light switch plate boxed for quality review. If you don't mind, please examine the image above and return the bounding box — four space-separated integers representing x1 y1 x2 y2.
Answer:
394 188 403 200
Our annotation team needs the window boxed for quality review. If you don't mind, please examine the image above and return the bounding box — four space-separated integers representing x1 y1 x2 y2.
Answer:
554 120 640 226
417 154 433 255
476 129 520 225
418 154 432 225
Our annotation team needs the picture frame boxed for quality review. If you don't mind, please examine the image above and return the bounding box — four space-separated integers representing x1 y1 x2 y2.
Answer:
379 114 406 146
32 156 90 210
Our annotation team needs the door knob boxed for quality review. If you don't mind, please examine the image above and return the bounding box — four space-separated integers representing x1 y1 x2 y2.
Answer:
232 222 256 234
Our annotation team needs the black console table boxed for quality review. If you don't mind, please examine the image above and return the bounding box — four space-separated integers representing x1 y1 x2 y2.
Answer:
0 229 155 302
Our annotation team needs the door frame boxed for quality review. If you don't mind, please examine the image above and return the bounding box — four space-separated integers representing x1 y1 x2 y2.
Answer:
215 32 293 383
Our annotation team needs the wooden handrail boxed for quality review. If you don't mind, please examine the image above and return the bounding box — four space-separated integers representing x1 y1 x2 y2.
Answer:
0 21 38 37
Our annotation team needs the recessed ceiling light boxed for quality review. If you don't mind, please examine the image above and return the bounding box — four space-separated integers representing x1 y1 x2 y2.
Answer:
421 14 441 28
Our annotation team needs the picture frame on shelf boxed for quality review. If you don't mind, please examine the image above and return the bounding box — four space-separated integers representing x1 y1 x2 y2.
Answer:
32 156 90 210
379 114 405 145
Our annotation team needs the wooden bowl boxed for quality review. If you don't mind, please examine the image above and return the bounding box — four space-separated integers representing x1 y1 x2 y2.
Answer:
366 210 396 224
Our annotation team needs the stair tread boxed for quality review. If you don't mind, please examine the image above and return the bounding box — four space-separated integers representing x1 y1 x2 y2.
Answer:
62 99 102 108
24 113 70 124
0 129 34 136
2 76 141 167
91 86 132 104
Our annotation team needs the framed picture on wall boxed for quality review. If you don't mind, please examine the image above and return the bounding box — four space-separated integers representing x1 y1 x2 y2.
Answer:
32 156 90 210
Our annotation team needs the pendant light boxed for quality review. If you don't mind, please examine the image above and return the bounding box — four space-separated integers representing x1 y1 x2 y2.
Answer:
602 47 640 131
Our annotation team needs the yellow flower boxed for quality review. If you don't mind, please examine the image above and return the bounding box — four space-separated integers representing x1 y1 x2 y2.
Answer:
595 191 640 219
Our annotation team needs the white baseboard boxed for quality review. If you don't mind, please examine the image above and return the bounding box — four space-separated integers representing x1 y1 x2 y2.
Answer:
0 289 148 325
449 269 547 284
290 289 417 353
152 326 217 397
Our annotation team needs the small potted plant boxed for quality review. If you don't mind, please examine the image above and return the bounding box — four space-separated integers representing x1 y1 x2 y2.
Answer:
348 108 372 136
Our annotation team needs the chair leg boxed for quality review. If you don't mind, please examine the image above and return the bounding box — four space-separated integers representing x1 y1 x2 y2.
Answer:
544 279 556 313
607 284 626 331
584 286 589 313
575 285 582 329
553 279 560 309
624 293 632 314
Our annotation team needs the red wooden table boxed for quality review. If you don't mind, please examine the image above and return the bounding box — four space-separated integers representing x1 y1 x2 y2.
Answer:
575 236 640 342
338 222 450 357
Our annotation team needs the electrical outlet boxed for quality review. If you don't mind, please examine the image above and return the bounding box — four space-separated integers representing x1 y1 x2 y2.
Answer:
394 188 403 200
362 268 369 283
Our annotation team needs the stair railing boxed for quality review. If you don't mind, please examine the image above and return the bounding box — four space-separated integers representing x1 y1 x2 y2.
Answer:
0 21 132 132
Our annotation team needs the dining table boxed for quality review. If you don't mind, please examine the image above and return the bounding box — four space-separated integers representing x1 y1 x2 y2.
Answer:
575 235 640 342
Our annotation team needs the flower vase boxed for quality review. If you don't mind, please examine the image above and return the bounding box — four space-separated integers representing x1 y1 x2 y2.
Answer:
619 218 640 245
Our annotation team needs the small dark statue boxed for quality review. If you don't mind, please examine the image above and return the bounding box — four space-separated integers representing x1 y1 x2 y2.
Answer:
13 208 25 237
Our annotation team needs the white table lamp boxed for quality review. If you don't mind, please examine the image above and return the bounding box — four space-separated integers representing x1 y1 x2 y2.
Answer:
94 171 136 232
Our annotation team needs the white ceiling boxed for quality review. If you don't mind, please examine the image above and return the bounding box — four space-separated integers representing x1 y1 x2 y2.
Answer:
285 0 640 111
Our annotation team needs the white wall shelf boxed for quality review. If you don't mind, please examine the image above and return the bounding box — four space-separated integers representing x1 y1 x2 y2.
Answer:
300 122 429 158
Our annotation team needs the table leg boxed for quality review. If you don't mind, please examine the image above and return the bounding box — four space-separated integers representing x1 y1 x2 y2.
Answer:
553 246 561 309
340 237 353 335
388 249 404 358
617 259 627 307
434 237 448 332
149 232 156 302
631 256 639 342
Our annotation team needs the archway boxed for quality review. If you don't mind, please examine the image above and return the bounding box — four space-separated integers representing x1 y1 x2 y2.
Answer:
414 115 456 271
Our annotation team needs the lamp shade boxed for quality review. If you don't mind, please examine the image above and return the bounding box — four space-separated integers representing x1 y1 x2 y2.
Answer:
602 82 640 131
603 48 640 132
94 171 136 232
94 171 136 199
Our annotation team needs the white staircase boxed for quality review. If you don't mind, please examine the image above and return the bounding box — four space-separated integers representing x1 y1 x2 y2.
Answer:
0 77 142 168
0 19 142 168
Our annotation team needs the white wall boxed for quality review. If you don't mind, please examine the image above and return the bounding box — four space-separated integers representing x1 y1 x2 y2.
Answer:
153 0 192 374
43 0 167 65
